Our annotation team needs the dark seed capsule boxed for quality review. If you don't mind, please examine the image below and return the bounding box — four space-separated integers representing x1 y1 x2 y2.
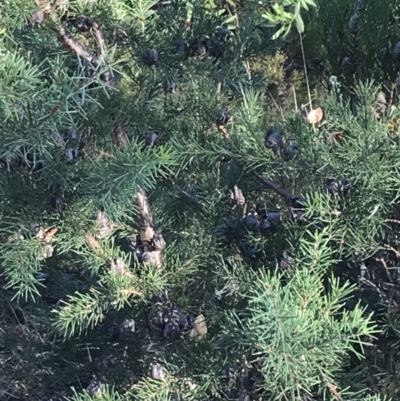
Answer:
148 307 164 331
216 25 230 42
216 106 230 126
152 289 169 305
256 203 267 217
325 178 350 196
264 128 283 153
87 379 103 396
239 241 258 260
60 128 77 142
259 217 272 232
281 143 298 161
143 48 159 66
348 14 360 34
163 321 181 341
243 213 259 232
163 306 182 325
62 148 78 163
195 39 208 57
179 315 194 333
357 0 366 11
266 211 281 226
143 130 159 147
163 80 177 94
122 319 136 333
70 15 93 32
221 366 236 380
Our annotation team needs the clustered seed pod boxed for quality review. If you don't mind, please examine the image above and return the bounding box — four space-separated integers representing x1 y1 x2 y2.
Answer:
217 207 281 244
143 48 159 65
216 202 282 262
103 354 119 368
264 127 298 161
325 178 351 196
148 296 194 341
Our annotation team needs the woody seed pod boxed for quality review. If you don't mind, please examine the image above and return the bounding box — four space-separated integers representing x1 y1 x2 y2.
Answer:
216 106 230 126
70 15 93 32
163 321 181 341
163 80 177 94
143 48 159 65
264 128 283 153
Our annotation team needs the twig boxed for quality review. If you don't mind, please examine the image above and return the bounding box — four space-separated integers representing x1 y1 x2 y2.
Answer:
135 189 166 268
267 89 285 120
37 0 114 87
374 257 393 284
384 245 400 259
257 174 299 201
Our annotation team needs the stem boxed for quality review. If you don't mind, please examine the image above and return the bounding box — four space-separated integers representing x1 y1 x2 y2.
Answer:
299 31 312 111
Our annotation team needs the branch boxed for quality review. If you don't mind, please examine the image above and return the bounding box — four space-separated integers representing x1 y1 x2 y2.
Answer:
257 175 299 202
134 189 166 268
37 0 114 87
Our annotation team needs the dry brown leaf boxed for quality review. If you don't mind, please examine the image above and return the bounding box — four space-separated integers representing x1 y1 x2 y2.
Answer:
120 288 144 297
306 107 324 124
44 227 58 243
99 150 116 159
217 125 230 140
86 234 101 250
190 314 208 339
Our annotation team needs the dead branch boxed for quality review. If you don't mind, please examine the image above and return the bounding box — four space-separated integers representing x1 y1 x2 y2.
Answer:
257 174 299 202
134 189 166 268
37 0 114 87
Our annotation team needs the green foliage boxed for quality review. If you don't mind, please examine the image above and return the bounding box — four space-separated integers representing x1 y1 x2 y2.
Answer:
2 0 400 401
